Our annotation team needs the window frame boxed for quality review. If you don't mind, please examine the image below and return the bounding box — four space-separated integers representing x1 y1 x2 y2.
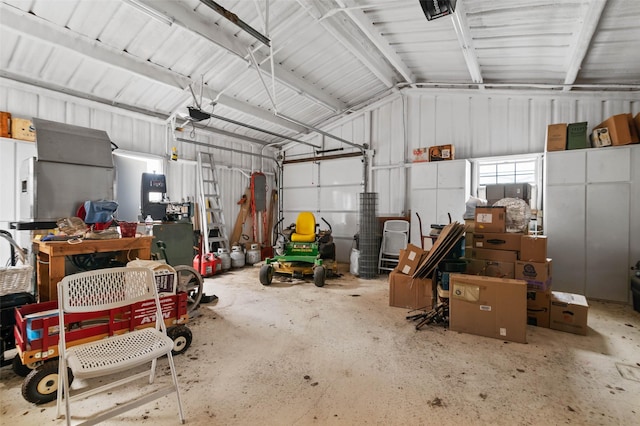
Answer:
471 153 544 211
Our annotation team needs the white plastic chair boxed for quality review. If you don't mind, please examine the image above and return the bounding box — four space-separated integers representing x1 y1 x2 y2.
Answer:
378 220 410 273
56 267 185 425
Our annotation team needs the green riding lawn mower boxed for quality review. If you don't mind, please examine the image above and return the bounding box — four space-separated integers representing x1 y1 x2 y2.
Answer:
259 211 337 287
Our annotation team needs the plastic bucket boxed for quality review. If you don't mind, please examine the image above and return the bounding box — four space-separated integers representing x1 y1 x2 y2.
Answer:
119 222 138 238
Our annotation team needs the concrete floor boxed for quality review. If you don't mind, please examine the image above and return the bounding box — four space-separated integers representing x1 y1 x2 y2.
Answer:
1 264 639 425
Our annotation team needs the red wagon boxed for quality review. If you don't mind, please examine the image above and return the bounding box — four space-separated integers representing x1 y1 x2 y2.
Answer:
13 290 191 404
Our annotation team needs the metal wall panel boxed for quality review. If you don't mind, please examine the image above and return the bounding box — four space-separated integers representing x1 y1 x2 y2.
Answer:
405 90 640 160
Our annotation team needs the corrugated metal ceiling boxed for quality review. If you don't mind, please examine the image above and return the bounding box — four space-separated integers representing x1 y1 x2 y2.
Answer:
0 0 638 145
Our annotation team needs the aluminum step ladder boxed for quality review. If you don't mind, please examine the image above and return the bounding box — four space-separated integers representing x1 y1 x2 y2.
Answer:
197 151 229 253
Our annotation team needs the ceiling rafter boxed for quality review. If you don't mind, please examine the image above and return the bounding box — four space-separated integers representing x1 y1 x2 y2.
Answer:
451 2 483 85
0 2 306 134
139 0 346 113
297 0 399 88
333 0 415 85
563 0 608 91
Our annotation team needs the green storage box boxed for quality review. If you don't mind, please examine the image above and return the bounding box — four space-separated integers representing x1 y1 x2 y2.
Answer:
567 122 589 150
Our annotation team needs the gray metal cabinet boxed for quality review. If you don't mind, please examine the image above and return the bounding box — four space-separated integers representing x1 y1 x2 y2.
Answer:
545 145 639 303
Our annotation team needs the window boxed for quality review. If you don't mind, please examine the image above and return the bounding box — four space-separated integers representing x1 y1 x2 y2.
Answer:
473 154 543 210
112 150 164 221
478 158 537 186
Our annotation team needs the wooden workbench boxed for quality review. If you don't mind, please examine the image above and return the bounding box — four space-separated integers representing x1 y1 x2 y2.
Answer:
33 237 153 302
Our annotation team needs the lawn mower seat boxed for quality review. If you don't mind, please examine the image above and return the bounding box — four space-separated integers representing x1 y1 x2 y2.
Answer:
291 212 317 242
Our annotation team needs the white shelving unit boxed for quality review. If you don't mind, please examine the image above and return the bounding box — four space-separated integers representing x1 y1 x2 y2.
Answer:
545 144 640 303
409 159 471 248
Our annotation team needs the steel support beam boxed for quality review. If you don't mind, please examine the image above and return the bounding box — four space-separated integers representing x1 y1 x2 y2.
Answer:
297 0 398 88
334 0 415 85
451 2 483 85
139 0 345 113
0 3 306 134
563 0 608 91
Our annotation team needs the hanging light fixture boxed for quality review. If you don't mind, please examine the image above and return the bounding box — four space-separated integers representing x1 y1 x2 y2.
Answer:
419 0 457 21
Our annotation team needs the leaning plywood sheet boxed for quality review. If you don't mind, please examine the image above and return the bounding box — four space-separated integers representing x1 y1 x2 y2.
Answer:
412 222 466 279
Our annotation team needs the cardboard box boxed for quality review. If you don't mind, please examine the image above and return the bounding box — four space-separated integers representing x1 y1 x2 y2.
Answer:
628 113 640 143
0 112 11 138
473 232 521 251
412 147 428 162
591 128 612 148
389 270 434 310
515 259 553 291
467 247 518 262
428 144 454 161
11 117 36 142
474 206 506 233
546 123 567 151
595 114 639 146
566 122 589 150
550 291 589 335
634 113 640 136
450 274 527 343
527 308 550 328
527 289 551 310
520 235 547 262
464 258 515 279
396 244 427 276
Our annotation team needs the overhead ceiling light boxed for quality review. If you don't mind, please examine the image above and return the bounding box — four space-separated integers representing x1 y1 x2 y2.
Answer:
123 0 174 26
419 0 457 21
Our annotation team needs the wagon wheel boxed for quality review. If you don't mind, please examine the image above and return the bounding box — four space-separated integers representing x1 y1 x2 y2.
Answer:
174 265 204 314
22 360 74 405
12 355 43 377
167 325 192 355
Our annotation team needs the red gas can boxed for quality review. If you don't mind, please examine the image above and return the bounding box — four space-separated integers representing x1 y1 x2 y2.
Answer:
193 253 221 277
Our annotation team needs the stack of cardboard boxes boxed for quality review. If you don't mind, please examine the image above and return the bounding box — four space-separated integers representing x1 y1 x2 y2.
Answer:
466 206 519 279
517 235 552 327
388 205 591 341
388 244 433 310
448 206 589 341
546 112 640 151
0 111 36 141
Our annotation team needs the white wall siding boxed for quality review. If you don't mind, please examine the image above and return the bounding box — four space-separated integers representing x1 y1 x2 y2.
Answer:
405 90 640 160
282 88 640 268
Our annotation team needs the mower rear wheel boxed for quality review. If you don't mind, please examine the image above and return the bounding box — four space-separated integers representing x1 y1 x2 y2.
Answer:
260 265 274 285
313 266 326 287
